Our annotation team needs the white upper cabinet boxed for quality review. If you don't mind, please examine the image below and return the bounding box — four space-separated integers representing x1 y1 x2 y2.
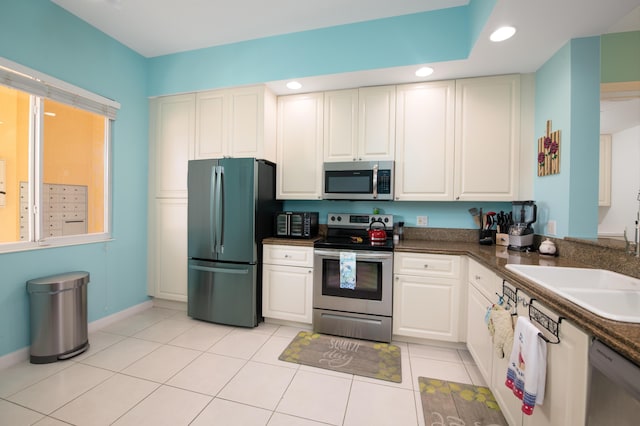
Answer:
195 85 276 162
395 80 455 201
276 92 324 200
358 86 396 161
323 86 396 162
599 134 612 206
149 94 195 198
454 75 521 201
323 89 359 161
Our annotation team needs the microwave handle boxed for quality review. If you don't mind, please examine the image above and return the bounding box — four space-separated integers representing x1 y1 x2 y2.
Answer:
372 163 378 199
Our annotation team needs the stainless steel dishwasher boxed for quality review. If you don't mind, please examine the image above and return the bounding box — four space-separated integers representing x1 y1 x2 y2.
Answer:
587 340 640 425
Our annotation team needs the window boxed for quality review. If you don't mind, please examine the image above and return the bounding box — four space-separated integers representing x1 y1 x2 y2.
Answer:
0 58 119 251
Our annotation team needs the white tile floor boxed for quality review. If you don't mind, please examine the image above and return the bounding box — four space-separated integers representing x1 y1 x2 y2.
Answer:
0 306 485 426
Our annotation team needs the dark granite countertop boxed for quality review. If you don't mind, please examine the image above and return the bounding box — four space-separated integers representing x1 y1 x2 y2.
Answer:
395 239 640 367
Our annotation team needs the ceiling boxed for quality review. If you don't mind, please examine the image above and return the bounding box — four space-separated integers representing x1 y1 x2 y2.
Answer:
53 0 639 107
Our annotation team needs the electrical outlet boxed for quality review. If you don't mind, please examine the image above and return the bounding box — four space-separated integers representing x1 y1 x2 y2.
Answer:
547 220 557 235
416 216 428 227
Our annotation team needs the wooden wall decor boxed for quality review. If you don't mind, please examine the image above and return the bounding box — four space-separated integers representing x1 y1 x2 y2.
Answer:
538 120 560 176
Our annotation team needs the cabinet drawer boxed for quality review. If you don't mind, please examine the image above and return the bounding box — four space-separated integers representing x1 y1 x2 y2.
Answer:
394 252 460 278
263 244 314 267
468 259 502 301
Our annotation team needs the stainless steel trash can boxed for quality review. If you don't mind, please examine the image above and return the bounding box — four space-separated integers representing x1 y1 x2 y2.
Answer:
26 271 90 364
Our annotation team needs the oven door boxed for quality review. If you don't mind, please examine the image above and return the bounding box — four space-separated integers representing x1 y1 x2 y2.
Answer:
313 249 392 316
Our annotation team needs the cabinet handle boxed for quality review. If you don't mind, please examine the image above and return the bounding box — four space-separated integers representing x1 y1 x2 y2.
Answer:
284 254 290 258
475 275 481 280
423 264 429 268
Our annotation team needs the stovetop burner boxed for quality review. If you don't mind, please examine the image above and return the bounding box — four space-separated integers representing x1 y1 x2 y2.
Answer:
314 213 394 252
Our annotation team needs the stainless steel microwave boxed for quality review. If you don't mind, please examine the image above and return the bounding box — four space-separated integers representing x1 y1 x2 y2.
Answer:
323 161 394 200
274 211 319 238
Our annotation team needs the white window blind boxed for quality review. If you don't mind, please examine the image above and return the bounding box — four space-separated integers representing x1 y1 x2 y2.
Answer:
0 57 120 119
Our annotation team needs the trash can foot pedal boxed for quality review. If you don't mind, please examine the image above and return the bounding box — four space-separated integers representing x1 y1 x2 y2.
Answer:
30 340 89 364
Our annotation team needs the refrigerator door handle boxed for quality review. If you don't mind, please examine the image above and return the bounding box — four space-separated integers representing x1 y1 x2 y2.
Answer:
214 165 224 254
218 165 225 254
209 166 218 254
189 264 249 275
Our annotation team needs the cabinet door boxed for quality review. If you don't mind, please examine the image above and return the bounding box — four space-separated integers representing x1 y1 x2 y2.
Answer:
262 264 313 324
276 93 324 200
466 284 494 384
598 134 612 206
150 199 188 301
230 86 276 161
395 81 455 201
195 90 227 159
454 75 520 201
324 89 358 162
393 274 461 341
358 86 396 161
150 94 195 197
520 295 590 426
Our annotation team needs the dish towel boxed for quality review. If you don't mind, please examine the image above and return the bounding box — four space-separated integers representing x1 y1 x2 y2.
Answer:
487 304 514 359
505 316 547 415
339 251 356 289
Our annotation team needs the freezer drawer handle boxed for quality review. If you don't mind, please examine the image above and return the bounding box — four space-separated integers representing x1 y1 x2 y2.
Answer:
189 265 249 275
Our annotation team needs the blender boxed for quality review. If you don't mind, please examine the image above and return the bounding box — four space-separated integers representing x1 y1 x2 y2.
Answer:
508 200 537 251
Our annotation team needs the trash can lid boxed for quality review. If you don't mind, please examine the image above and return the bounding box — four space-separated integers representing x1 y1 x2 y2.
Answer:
26 271 90 292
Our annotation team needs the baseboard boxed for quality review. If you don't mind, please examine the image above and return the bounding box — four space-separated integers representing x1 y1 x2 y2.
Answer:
0 347 30 371
152 298 187 311
87 299 154 333
0 299 154 370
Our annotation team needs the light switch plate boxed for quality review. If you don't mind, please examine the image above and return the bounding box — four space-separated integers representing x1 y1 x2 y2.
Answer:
416 215 428 227
547 220 557 235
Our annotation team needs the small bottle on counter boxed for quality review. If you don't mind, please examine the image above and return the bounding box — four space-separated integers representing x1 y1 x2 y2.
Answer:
398 221 404 241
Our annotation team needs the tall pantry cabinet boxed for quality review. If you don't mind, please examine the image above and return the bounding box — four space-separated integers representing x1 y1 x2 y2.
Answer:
148 85 277 301
148 94 194 301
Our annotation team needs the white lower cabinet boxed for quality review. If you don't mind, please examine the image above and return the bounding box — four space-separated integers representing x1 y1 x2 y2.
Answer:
517 292 590 426
393 252 465 342
262 245 314 324
466 258 590 426
466 259 503 383
148 198 188 301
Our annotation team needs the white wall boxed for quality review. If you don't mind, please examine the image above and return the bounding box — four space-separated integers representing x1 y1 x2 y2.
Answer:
598 124 640 238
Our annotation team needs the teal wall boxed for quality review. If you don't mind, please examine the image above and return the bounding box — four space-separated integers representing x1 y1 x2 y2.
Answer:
0 1 149 357
534 37 600 238
147 1 497 96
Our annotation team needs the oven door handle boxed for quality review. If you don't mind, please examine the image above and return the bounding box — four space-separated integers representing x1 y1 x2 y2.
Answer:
314 249 392 260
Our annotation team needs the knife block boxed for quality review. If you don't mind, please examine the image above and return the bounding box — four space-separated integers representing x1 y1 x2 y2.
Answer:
496 233 509 246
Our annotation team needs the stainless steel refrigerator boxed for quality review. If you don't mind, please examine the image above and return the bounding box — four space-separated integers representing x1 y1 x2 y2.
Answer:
187 158 281 327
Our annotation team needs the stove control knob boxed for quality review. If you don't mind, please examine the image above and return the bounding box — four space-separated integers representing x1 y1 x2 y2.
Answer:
330 216 336 222
384 217 389 223
336 216 342 221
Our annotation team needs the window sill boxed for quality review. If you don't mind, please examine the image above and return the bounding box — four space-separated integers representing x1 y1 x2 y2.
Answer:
0 234 114 254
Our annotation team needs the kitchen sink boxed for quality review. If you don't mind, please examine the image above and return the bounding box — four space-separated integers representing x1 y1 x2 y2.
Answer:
505 264 640 323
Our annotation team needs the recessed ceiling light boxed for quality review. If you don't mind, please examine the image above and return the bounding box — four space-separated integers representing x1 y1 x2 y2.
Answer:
490 26 516 42
286 81 302 90
415 67 434 77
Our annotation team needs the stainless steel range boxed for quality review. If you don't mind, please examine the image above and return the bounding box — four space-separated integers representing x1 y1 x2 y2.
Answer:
313 213 394 342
